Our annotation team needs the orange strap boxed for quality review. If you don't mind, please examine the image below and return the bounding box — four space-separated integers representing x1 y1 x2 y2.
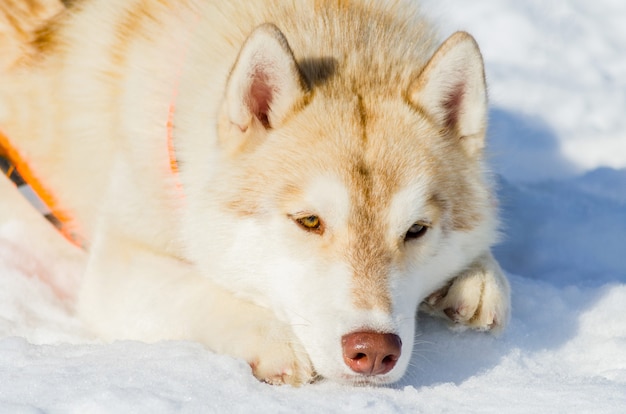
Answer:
0 128 82 246
167 102 179 175
165 13 201 183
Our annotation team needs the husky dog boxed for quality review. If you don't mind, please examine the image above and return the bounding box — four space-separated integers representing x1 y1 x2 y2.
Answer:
0 0 510 385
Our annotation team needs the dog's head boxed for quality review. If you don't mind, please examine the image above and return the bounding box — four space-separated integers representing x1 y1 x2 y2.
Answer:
182 24 497 384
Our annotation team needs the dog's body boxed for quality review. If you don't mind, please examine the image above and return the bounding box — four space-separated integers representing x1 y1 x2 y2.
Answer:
0 0 510 385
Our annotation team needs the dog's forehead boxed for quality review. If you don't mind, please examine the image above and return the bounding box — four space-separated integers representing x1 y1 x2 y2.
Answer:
328 98 435 182
278 94 440 211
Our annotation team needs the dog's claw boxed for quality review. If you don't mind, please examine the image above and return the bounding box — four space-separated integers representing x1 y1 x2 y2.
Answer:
443 307 458 321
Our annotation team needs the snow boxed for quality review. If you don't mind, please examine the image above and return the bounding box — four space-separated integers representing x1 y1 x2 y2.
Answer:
424 0 626 179
1 0 625 412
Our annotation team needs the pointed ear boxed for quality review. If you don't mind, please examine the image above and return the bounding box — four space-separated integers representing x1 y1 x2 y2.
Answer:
225 23 309 132
409 32 487 157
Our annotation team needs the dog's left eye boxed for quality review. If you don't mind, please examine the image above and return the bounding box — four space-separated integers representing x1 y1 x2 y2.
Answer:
404 222 428 241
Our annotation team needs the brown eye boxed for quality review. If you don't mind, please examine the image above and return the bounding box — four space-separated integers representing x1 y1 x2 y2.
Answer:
404 222 428 241
295 215 323 234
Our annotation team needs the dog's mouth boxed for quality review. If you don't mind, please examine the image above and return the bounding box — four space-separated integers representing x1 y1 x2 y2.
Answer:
339 373 397 386
308 371 397 386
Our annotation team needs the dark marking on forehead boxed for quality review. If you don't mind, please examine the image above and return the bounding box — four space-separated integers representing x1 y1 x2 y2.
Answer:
356 93 368 143
298 56 338 87
354 159 371 185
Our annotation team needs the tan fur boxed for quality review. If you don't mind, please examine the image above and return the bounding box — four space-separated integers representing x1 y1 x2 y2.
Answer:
0 0 65 69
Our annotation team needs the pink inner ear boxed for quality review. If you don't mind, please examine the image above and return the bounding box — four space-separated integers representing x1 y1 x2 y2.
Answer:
442 81 465 130
247 67 275 128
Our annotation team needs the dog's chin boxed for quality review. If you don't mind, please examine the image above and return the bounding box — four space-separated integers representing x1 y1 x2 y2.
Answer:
317 370 404 387
329 374 398 387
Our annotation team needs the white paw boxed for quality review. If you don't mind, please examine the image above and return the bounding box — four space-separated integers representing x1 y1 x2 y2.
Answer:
420 253 510 332
245 320 315 386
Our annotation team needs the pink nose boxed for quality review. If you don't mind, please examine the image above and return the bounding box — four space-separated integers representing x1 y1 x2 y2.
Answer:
341 331 402 376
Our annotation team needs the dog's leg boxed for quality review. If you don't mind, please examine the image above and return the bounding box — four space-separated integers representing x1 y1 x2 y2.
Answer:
0 173 85 299
420 252 510 332
78 231 314 385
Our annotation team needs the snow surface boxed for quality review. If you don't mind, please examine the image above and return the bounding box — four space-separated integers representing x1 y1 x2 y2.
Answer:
1 0 625 412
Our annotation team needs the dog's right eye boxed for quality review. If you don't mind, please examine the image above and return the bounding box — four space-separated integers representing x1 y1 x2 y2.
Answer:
293 215 324 235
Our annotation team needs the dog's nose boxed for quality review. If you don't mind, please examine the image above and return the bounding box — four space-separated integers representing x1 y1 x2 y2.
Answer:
341 331 402 376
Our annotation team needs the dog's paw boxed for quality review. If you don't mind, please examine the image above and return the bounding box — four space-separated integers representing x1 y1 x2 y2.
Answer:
420 252 510 332
246 321 315 386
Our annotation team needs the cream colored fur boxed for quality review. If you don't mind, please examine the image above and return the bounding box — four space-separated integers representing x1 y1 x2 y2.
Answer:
0 0 510 385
